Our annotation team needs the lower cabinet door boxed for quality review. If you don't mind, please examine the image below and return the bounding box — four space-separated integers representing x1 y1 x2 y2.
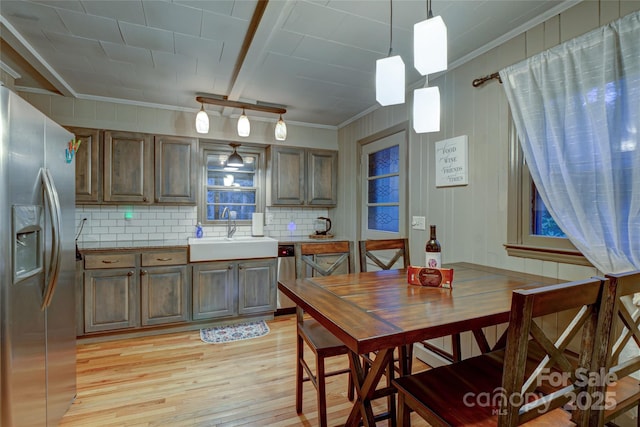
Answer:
192 262 237 320
84 268 139 332
238 259 277 315
141 265 189 326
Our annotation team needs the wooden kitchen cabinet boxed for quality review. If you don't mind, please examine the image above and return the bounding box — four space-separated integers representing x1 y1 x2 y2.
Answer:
68 127 101 203
238 259 277 314
78 130 196 205
306 149 337 206
103 131 154 203
140 249 190 326
267 146 337 206
83 252 139 333
268 146 306 205
81 248 190 335
154 135 197 204
192 261 237 320
192 258 276 320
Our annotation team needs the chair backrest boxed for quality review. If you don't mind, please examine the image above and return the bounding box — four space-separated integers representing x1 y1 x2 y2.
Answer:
499 277 607 427
359 238 410 272
587 270 640 426
295 241 355 279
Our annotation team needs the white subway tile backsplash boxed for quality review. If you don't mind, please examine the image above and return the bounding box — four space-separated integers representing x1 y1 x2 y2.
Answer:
76 205 330 243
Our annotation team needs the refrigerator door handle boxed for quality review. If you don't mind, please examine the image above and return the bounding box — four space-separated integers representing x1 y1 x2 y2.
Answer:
41 168 62 310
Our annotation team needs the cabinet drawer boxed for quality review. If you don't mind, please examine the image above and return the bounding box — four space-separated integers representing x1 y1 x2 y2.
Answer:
142 249 187 266
84 253 137 269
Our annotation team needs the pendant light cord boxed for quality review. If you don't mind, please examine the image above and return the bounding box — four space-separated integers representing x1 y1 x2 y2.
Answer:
427 0 433 19
388 0 393 56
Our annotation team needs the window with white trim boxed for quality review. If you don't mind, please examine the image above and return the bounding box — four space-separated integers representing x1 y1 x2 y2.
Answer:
360 127 407 240
200 143 265 225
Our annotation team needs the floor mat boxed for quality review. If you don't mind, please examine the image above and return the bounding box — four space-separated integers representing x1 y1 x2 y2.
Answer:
200 320 270 344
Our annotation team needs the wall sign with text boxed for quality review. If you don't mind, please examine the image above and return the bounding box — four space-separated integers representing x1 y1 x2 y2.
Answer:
435 135 468 187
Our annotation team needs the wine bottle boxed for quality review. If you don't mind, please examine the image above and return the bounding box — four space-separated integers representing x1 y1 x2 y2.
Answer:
425 225 441 268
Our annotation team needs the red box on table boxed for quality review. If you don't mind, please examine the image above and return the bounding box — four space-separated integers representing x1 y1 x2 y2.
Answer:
407 266 454 289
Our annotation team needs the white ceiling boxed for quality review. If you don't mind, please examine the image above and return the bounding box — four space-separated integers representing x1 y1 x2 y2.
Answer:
0 0 577 128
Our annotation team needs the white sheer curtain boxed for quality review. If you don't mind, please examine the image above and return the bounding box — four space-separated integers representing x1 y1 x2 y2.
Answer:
499 11 640 275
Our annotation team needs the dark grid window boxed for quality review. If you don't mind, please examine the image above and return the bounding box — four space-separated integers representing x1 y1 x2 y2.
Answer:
366 145 400 233
203 148 260 223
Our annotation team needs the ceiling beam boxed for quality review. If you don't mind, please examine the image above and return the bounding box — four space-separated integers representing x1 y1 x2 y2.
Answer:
227 0 269 94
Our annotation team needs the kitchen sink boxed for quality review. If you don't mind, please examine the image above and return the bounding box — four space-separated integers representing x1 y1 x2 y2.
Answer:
188 236 278 262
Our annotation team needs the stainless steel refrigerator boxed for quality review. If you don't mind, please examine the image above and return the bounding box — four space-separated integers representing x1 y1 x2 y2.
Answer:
1 86 77 426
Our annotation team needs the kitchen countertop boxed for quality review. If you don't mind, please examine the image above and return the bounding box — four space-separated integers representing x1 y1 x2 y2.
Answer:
79 239 188 251
78 235 351 251
273 235 350 244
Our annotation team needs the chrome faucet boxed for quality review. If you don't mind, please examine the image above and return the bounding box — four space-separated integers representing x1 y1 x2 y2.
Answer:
221 207 237 238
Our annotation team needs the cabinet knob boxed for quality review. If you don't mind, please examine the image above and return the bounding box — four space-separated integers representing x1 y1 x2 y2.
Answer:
228 265 233 270
127 271 134 276
141 270 147 275
143 197 148 202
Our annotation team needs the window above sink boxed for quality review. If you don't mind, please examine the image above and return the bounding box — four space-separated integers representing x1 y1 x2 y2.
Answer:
199 142 266 226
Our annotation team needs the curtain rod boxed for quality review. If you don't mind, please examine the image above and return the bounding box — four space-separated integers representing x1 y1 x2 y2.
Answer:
472 72 502 88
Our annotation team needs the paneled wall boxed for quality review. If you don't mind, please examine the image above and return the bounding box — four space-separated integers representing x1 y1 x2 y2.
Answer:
335 0 639 282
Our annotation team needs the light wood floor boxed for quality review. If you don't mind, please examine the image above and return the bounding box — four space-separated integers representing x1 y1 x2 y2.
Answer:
60 314 431 427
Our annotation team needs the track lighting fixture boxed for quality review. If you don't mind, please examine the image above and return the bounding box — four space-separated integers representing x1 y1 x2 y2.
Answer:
194 95 287 141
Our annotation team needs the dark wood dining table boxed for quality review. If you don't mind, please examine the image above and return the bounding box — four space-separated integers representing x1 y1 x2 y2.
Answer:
277 262 562 427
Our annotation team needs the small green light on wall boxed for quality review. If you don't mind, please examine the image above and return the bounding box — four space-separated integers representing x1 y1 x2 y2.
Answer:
124 209 133 220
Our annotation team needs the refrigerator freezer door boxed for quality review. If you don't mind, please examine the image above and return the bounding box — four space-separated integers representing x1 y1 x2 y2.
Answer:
43 113 77 426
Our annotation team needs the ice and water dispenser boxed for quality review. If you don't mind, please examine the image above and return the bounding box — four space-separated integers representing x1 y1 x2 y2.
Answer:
13 205 43 282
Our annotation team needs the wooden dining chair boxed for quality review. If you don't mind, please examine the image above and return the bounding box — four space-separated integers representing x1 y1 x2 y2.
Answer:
358 238 412 424
359 238 411 272
393 277 608 427
294 241 355 427
587 271 640 427
359 238 413 370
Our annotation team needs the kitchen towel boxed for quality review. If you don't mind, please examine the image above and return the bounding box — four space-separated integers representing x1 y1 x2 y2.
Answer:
252 213 264 236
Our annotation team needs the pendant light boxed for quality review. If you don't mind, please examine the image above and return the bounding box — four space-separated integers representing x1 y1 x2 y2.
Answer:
413 86 440 133
237 108 250 137
275 115 287 141
226 143 244 168
195 103 209 134
376 0 405 106
414 0 447 76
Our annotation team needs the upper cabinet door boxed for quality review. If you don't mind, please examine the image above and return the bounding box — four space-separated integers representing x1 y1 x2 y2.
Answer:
307 149 337 206
103 131 153 203
270 146 306 205
69 127 101 203
154 136 197 204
